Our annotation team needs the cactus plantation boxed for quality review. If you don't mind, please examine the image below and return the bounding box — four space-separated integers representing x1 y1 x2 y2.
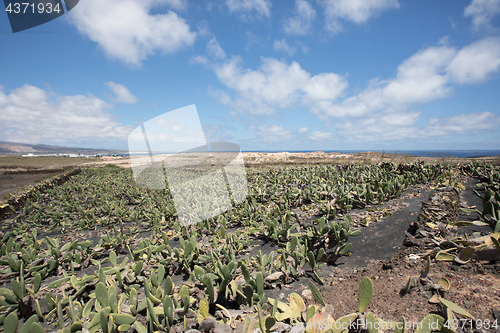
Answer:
0 158 500 332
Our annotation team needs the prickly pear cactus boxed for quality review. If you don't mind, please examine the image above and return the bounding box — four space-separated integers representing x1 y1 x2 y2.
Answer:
358 277 374 313
308 281 325 307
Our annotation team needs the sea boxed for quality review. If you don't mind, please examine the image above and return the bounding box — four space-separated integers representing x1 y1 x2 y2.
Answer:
241 150 500 158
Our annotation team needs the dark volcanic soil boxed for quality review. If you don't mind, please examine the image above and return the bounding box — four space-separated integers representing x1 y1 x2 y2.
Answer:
332 188 432 270
2 168 500 332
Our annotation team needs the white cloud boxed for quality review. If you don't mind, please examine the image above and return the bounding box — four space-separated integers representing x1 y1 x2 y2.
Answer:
296 41 310 54
438 36 450 47
335 110 419 140
426 111 500 135
226 0 271 18
244 31 262 51
379 111 421 127
283 0 316 35
323 0 400 33
207 37 226 59
336 110 500 142
309 98 366 118
203 124 232 142
207 36 500 147
311 39 500 119
105 82 138 104
213 57 347 115
302 73 348 103
208 88 232 105
214 57 310 113
161 0 188 10
309 131 333 140
281 36 500 147
464 0 500 30
256 124 293 141
196 20 211 37
449 16 458 30
447 37 500 84
383 46 456 106
0 85 132 145
273 39 296 56
69 0 196 66
190 55 209 65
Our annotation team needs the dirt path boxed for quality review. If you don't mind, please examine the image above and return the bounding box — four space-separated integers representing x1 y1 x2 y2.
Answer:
0 173 59 198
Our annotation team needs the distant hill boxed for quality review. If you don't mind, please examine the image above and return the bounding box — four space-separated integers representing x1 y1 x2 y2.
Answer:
0 141 127 155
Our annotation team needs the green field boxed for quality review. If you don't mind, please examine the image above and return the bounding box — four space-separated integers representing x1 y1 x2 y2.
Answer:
0 161 499 331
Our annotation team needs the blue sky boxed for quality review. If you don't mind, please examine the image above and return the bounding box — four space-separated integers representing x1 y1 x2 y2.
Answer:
1 0 500 151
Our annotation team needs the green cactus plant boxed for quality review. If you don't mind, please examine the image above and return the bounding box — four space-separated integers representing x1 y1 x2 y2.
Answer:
3 312 18 333
358 277 374 313
95 282 108 308
163 295 174 329
308 281 325 307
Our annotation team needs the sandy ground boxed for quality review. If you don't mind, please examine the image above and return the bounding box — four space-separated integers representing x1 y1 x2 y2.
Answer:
83 151 500 169
0 173 59 198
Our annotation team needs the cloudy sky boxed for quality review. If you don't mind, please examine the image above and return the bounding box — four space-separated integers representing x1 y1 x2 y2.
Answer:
1 0 500 151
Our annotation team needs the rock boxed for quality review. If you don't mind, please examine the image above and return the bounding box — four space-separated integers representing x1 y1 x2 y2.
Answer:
265 271 284 282
463 300 474 308
403 232 423 247
272 322 291 332
382 262 393 270
189 287 205 300
473 248 500 261
227 310 245 321
301 289 312 300
417 230 430 237
174 308 197 318
173 326 185 333
185 330 202 333
493 309 500 320
290 322 306 333
200 318 217 332
436 187 453 192
185 309 197 318
215 323 233 333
